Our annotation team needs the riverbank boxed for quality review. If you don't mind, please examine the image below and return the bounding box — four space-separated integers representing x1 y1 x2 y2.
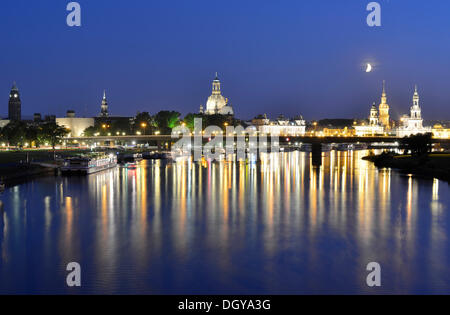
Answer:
363 152 450 182
0 148 143 188
0 149 90 187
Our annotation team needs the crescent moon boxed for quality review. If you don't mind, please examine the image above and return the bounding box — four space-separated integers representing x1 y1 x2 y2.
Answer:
366 63 372 73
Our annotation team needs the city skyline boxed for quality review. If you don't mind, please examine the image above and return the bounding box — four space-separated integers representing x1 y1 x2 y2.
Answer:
2 77 446 123
2 1 450 299
3 1 450 119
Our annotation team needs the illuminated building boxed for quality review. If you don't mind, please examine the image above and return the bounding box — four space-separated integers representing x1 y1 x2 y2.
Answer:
56 110 95 137
0 119 10 128
253 114 306 136
396 86 431 137
321 127 355 137
379 80 390 129
354 103 385 136
432 124 450 139
201 73 234 115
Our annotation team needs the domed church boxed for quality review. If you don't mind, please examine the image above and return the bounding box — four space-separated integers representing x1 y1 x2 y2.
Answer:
200 73 234 115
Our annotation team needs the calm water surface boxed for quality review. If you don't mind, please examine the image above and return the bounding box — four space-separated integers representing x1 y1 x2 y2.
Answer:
0 151 449 294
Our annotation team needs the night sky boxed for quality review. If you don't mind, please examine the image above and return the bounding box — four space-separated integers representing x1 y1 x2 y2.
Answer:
1 0 450 120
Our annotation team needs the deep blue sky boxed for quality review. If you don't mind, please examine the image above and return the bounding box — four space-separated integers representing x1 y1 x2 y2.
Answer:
1 0 450 120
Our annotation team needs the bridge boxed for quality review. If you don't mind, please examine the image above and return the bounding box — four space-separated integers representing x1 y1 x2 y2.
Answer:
66 134 450 146
65 134 450 166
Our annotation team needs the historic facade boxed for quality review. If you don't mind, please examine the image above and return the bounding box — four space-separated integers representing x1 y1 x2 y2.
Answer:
253 114 306 136
200 74 234 115
379 81 390 129
8 82 21 121
396 86 431 137
354 103 385 136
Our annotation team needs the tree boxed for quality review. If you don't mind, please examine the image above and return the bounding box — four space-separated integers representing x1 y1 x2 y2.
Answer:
39 122 70 149
25 125 39 147
153 111 181 134
3 121 27 147
204 114 233 130
183 113 204 131
111 119 133 135
134 112 154 134
83 126 97 137
400 133 433 156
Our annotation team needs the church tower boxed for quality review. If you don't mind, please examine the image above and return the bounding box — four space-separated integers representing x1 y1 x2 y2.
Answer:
8 82 21 121
369 103 379 126
378 80 390 129
100 90 109 117
411 85 421 119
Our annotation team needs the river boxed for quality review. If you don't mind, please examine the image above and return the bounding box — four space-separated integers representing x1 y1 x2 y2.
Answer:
0 150 449 294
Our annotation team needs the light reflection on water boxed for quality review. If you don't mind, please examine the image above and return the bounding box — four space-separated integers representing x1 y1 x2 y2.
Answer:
0 150 449 294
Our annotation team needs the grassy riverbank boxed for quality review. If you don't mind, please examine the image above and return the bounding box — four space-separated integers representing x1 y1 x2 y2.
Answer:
0 149 91 186
364 152 450 182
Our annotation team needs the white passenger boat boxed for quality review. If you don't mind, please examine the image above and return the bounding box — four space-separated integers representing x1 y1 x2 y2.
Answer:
61 154 117 174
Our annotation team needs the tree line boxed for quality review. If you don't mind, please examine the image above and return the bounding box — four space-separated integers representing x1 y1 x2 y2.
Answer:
0 121 69 149
83 111 240 136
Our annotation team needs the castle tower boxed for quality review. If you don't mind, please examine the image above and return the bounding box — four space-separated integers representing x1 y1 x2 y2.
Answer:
100 90 109 117
378 80 390 129
8 82 21 121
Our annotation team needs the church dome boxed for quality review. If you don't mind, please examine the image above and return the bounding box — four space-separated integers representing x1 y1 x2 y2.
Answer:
206 94 227 113
203 73 234 115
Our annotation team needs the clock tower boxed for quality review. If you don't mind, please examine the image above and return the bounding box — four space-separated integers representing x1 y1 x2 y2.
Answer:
8 82 21 121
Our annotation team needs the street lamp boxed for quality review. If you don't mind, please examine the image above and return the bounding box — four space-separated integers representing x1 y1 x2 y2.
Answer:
141 122 147 135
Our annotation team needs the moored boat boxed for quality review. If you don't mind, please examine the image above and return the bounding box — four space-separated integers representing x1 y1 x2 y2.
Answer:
61 153 117 175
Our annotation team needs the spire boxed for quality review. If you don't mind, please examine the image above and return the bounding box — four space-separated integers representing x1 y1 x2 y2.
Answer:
413 84 420 108
100 90 109 117
11 81 18 91
382 80 386 95
214 72 219 80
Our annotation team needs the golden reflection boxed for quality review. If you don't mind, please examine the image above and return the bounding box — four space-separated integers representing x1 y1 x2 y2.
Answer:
432 178 439 201
2 149 449 293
